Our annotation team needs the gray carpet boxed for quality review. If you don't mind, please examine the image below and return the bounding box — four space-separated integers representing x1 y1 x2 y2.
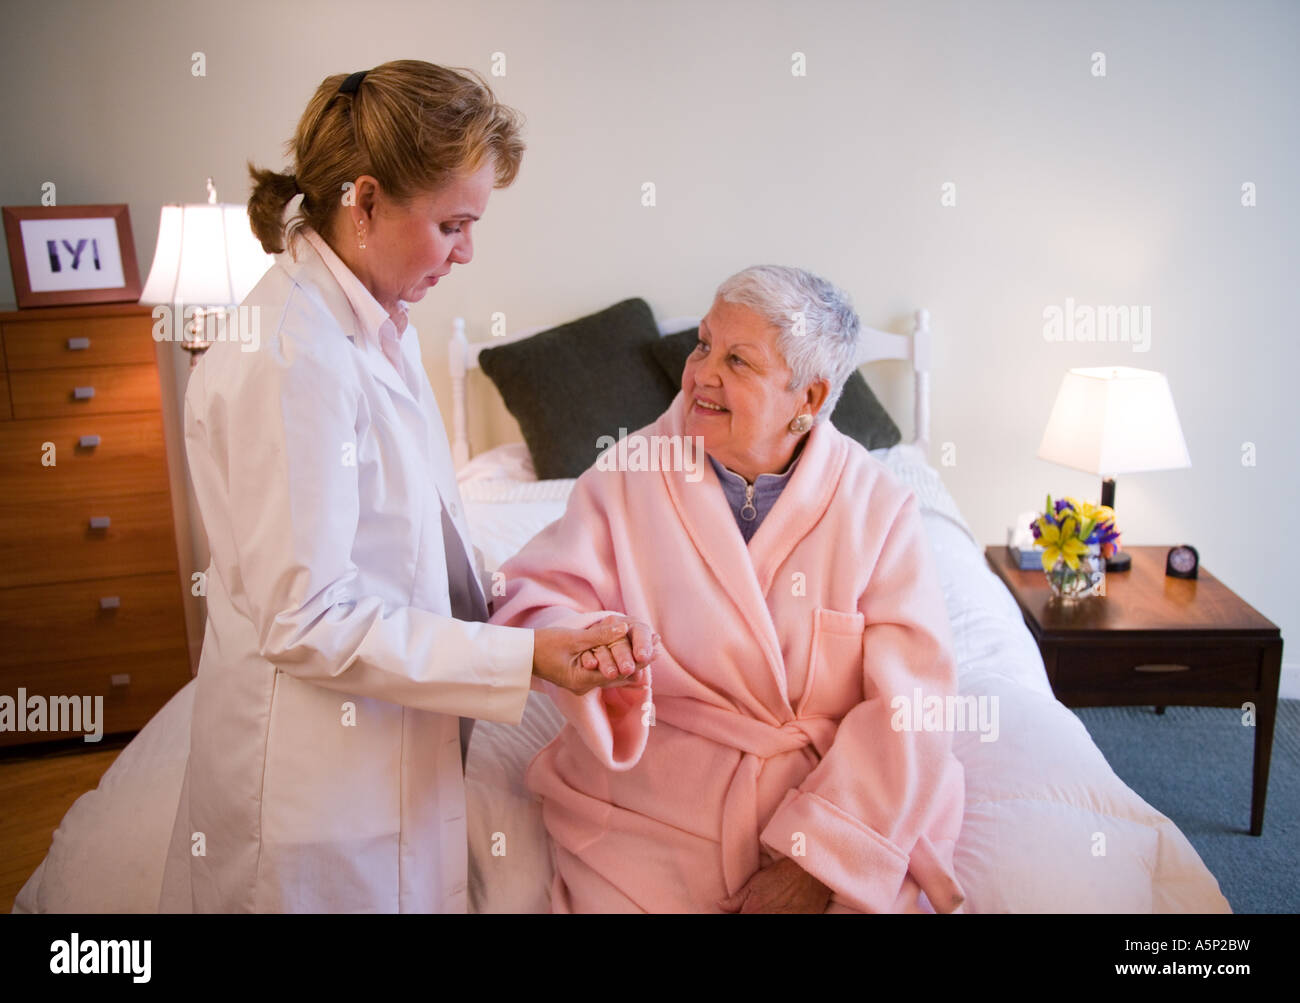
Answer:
1072 699 1299 914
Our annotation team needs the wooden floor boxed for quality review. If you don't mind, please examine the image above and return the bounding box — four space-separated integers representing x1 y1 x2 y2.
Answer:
0 739 127 912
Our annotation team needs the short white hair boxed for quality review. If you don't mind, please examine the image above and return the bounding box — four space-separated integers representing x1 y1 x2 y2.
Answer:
713 264 860 423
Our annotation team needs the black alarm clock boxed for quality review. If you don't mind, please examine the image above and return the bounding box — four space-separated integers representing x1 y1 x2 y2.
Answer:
1166 544 1199 579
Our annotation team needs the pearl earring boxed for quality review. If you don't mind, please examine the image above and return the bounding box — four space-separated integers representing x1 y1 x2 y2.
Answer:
789 413 812 434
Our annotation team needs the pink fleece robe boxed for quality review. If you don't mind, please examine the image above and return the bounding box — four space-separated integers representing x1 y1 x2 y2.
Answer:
490 392 967 913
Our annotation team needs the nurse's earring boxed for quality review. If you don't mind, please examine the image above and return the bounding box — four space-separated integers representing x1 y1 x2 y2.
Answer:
356 224 367 250
789 412 812 435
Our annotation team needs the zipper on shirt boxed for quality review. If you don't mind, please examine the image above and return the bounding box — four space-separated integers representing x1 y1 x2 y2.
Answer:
741 481 757 521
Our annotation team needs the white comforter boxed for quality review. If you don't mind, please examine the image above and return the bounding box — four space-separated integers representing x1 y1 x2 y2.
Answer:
13 445 1230 914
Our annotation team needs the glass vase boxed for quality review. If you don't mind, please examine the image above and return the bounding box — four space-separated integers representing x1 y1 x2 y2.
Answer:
1044 546 1106 600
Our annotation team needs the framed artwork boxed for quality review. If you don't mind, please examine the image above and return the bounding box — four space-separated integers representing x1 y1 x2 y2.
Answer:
2 204 141 308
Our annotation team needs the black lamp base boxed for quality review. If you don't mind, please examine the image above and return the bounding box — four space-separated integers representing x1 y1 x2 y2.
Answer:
1099 477 1129 571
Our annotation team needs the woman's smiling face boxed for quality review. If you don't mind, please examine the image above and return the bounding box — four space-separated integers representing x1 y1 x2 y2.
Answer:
682 297 812 482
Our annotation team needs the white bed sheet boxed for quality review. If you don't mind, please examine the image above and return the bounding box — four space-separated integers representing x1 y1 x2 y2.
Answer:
13 444 1231 914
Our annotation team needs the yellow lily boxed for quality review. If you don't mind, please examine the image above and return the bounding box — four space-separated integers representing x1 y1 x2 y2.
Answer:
1039 516 1089 571
1070 499 1114 524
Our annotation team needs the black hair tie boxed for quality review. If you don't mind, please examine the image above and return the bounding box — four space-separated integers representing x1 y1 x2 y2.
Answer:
339 70 368 94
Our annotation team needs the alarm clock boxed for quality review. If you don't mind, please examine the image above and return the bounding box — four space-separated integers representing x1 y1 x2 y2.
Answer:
1166 544 1199 579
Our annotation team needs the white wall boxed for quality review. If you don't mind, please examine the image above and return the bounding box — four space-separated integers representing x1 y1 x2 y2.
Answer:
2 0 1296 685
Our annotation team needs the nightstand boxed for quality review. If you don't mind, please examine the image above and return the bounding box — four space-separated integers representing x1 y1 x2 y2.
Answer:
985 545 1283 836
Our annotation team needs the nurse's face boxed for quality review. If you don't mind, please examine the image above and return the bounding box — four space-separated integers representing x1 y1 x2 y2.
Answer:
345 160 495 314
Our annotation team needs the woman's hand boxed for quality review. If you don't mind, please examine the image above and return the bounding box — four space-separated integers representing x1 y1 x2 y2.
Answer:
577 615 659 679
532 618 657 696
717 856 832 914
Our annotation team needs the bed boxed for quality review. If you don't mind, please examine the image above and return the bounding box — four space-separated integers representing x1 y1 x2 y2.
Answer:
12 302 1231 914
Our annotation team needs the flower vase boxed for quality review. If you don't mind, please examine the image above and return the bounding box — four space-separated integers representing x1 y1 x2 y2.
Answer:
1045 545 1106 600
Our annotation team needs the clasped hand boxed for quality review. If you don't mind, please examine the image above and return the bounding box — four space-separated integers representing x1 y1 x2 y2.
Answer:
717 856 833 914
532 614 659 696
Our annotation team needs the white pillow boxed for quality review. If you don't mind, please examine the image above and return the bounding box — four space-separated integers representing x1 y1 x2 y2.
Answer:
457 442 537 484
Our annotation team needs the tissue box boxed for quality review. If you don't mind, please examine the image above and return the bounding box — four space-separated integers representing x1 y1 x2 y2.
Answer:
1009 544 1047 570
1007 512 1047 570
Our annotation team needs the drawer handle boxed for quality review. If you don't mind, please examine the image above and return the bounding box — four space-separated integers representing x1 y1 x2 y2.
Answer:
99 596 121 610
110 673 131 687
79 434 101 448
1133 663 1191 673
88 515 111 530
73 386 96 400
67 337 91 351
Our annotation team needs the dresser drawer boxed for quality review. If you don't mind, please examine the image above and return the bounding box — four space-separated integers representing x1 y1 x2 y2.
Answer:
1054 642 1262 694
8 364 161 419
0 412 169 503
2 313 156 370
0 572 187 670
0 647 190 746
0 492 178 588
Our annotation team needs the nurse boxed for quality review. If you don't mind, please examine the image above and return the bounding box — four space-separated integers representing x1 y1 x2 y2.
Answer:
159 60 655 913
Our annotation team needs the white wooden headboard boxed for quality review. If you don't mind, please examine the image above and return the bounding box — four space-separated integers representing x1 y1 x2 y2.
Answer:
448 308 932 468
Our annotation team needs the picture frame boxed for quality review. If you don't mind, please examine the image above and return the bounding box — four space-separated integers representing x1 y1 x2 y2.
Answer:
2 204 141 308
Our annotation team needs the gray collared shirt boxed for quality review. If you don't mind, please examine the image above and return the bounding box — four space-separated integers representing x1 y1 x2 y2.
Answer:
708 445 803 543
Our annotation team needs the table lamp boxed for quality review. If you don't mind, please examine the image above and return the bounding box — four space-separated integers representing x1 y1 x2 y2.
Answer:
1037 366 1191 572
139 178 273 367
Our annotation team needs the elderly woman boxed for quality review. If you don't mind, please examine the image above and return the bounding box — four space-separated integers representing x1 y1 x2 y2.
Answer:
490 265 968 913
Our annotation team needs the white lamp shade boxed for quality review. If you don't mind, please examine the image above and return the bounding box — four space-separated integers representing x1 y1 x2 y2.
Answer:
1037 367 1191 476
140 203 273 306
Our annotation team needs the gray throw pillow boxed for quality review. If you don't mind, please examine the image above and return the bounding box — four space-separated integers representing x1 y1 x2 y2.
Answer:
478 298 679 479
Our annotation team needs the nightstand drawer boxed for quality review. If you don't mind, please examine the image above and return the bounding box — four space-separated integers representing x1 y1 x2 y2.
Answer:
1054 643 1262 693
0 573 187 670
0 493 178 588
2 314 157 370
8 363 161 419
0 412 169 502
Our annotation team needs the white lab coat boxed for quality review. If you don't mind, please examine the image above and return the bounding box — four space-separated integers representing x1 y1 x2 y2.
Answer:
158 230 534 913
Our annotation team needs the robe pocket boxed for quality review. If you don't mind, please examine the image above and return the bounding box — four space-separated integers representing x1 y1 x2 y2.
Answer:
801 608 867 718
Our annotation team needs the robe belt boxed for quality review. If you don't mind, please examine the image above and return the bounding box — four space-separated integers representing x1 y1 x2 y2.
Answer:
653 696 839 897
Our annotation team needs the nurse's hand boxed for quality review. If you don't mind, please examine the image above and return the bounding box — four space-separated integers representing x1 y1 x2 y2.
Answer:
532 620 655 696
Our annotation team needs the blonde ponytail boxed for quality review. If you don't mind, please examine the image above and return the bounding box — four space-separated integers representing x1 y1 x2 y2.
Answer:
246 59 525 256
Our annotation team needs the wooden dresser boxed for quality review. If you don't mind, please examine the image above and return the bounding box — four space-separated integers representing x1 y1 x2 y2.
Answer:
0 303 191 747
